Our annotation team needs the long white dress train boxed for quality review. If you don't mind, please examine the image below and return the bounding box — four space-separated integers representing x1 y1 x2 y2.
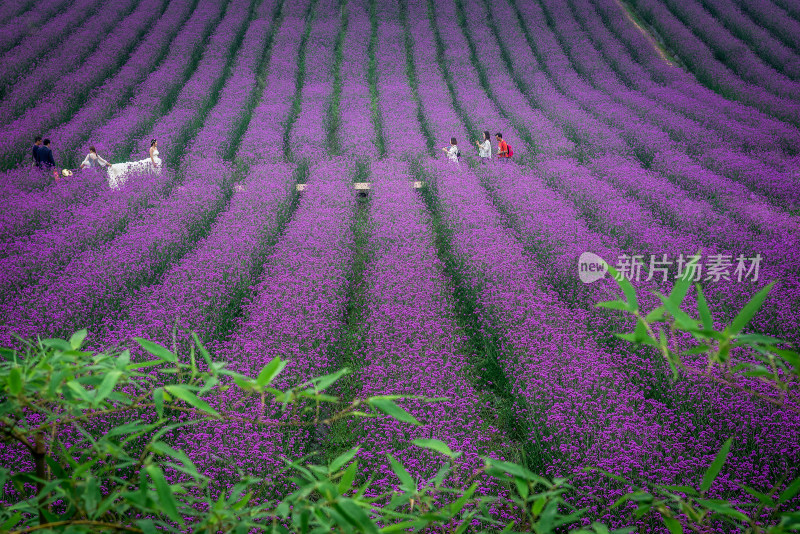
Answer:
107 148 161 189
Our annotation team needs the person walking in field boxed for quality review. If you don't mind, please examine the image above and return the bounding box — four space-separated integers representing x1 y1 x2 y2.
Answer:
476 130 492 163
495 133 512 160
442 137 460 164
38 139 56 170
79 146 111 170
107 139 162 189
32 136 42 167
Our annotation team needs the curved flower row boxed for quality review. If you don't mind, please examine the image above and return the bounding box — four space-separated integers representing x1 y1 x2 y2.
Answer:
0 158 233 346
483 0 631 157
290 0 340 162
582 155 784 258
0 0 105 95
405 0 468 156
660 0 800 100
579 0 799 153
535 0 800 211
478 160 800 514
235 0 312 164
339 0 377 159
0 167 52 199
47 0 197 164
0 170 107 242
436 0 791 263
0 0 148 128
428 0 518 150
0 0 270 303
0 168 173 302
531 155 798 341
97 163 294 351
588 0 800 150
423 159 713 526
628 0 800 124
87 0 226 161
0 0 72 56
176 159 356 486
692 0 800 80
189 0 281 160
141 0 255 164
452 0 575 156
374 0 427 159
356 160 509 508
734 0 800 55
491 0 800 240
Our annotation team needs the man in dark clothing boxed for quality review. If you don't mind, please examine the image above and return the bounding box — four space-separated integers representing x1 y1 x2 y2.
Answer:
32 136 42 167
39 139 56 170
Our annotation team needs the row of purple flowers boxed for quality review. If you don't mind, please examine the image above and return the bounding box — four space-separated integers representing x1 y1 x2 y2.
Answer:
0 0 155 166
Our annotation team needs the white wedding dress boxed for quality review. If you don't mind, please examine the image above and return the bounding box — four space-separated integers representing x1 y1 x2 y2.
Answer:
107 148 162 189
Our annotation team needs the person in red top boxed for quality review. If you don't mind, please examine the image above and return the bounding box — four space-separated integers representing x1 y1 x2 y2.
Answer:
495 133 510 159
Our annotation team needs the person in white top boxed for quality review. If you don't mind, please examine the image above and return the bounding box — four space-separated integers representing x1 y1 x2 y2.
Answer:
107 139 162 189
476 130 492 163
441 137 460 164
79 146 111 170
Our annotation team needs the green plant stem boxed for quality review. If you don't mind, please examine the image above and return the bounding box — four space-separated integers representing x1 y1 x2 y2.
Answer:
11 520 143 534
33 434 47 525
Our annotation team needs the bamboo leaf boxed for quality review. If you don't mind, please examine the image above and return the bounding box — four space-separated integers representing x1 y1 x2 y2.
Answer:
661 515 683 534
369 398 420 426
450 483 477 515
146 465 182 524
69 329 88 350
338 460 359 494
330 446 360 472
8 367 21 395
191 332 213 367
257 356 287 387
412 438 462 459
701 439 732 493
727 282 774 336
134 338 177 363
779 476 800 504
153 387 164 419
695 285 713 331
164 385 220 418
93 370 122 405
388 454 415 491
596 300 629 312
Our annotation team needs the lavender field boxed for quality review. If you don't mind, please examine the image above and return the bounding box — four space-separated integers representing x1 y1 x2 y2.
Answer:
1 0 799 528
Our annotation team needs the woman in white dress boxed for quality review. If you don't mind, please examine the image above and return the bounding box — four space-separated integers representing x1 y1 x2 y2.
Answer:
441 137 460 165
107 139 162 189
476 131 492 163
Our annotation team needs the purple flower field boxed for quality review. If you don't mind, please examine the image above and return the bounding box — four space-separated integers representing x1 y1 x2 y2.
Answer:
1 0 799 527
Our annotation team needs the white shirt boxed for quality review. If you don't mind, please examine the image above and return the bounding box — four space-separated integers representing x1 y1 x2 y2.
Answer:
446 145 459 163
80 153 109 168
478 140 492 158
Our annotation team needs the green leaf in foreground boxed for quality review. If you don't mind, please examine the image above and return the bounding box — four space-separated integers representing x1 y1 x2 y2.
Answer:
146 465 182 524
388 455 415 492
164 385 220 418
8 367 22 395
369 398 420 426
257 356 287 387
330 446 361 472
412 438 462 459
134 338 178 363
727 282 774 336
701 439 732 493
661 514 683 534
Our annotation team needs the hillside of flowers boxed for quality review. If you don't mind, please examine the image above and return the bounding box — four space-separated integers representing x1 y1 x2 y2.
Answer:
1 0 799 529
